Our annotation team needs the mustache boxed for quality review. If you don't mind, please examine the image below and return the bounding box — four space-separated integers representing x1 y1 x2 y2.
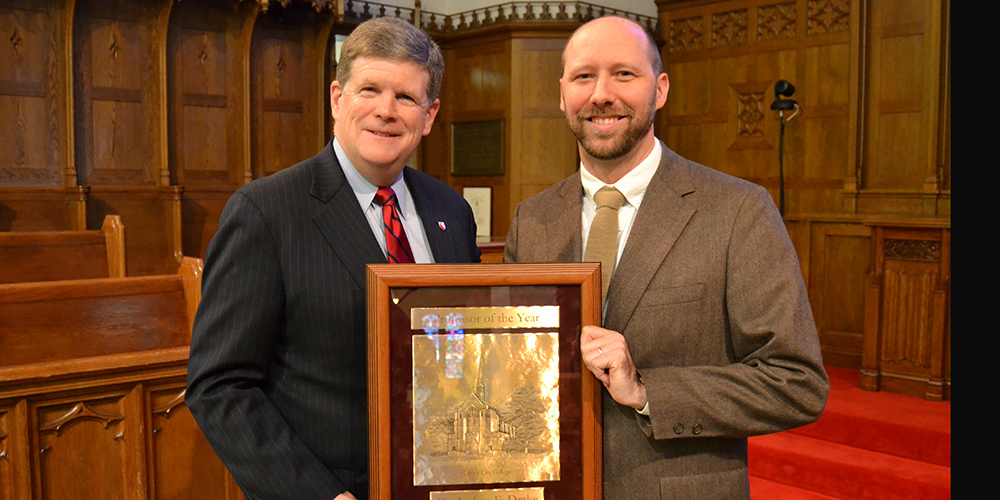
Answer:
576 105 635 121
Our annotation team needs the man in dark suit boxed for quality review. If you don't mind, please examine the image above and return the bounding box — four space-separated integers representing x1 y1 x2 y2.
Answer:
186 18 480 500
504 16 829 499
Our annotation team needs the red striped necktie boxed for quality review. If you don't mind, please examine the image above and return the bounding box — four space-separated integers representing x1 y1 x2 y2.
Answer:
374 186 414 264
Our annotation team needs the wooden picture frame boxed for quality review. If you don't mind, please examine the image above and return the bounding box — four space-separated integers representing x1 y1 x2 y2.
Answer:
366 263 602 500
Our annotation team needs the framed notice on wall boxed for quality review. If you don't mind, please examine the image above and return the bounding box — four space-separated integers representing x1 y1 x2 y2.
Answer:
366 263 602 500
451 120 504 176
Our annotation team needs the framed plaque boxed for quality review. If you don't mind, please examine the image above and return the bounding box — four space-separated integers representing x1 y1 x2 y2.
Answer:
366 263 602 500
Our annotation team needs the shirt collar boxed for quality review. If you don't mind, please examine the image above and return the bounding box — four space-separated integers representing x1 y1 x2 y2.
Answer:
333 138 409 219
580 140 661 209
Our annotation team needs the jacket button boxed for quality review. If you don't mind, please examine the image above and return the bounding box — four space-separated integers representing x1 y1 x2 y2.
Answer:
692 424 703 435
673 423 684 435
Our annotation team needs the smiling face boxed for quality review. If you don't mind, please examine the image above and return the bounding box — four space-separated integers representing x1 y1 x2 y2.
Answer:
330 56 440 187
560 17 669 181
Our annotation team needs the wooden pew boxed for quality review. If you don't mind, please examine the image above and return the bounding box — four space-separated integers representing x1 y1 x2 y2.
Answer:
0 215 126 284
0 257 244 500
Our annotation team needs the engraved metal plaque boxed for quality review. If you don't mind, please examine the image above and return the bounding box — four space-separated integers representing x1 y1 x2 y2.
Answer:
452 120 504 176
413 331 560 486
366 263 602 500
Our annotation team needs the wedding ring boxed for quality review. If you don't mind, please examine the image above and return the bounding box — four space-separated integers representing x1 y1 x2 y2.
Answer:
598 347 604 355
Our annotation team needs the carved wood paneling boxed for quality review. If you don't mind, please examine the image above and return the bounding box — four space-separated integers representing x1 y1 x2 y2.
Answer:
861 222 950 400
33 389 142 500
147 384 234 500
659 0 856 215
0 400 30 500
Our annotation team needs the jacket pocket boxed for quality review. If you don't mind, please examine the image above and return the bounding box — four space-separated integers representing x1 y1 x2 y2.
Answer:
636 283 706 307
658 468 750 500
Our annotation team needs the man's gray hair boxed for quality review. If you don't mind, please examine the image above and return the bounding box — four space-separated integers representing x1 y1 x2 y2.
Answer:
337 17 445 103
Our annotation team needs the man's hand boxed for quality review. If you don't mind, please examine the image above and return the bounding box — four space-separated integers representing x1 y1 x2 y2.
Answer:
334 492 357 500
581 325 647 410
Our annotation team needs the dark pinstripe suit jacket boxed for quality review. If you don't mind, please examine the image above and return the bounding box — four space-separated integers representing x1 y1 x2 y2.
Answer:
186 141 481 500
504 142 828 500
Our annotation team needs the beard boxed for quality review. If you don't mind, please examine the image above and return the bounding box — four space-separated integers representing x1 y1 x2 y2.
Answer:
567 95 657 161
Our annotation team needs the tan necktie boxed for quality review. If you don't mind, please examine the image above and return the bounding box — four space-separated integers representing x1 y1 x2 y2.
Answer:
584 186 626 304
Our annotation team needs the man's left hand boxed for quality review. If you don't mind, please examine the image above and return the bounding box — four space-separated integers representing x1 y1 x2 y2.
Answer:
581 325 647 410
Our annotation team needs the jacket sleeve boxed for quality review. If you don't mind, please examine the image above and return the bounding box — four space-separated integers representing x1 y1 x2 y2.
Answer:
641 186 829 440
186 192 348 500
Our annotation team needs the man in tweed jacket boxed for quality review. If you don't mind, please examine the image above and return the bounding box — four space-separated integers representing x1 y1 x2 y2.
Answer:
504 17 828 499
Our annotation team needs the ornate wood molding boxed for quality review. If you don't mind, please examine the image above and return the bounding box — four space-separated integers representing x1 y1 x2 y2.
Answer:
339 1 659 36
238 0 340 13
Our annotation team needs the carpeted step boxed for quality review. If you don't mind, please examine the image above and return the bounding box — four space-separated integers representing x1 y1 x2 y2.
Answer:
748 431 951 500
794 366 951 467
749 476 843 500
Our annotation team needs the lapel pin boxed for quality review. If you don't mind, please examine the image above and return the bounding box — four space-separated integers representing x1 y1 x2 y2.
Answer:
438 221 447 231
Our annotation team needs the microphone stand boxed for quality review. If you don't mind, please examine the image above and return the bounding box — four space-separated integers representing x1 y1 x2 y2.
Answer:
771 81 800 216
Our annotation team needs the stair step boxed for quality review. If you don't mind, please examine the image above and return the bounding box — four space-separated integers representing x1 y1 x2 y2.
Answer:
799 367 951 466
749 432 950 500
749 476 844 500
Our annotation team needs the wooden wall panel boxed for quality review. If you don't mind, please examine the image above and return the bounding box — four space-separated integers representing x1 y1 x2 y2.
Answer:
167 0 258 263
803 220 871 369
0 0 73 188
513 39 577 208
854 0 948 215
168 0 255 188
250 4 334 180
428 34 576 241
73 0 171 187
0 0 79 231
0 186 88 231
424 38 511 240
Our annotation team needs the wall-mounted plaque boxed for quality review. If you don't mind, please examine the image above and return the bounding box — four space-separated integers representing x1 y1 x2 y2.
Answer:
452 120 504 176
366 263 602 500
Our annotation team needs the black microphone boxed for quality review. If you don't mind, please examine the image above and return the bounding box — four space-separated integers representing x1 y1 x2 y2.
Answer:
771 80 797 111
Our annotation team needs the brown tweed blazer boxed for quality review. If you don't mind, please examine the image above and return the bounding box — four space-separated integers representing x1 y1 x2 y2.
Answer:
504 142 829 500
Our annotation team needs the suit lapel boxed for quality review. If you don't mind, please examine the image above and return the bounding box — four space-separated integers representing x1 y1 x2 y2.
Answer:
310 143 386 288
546 176 584 262
604 145 697 332
407 170 455 263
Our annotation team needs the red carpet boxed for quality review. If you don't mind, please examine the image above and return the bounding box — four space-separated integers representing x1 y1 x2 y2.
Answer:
748 366 951 499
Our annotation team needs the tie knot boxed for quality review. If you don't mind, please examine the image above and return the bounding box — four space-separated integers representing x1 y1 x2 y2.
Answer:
594 186 625 210
374 187 396 206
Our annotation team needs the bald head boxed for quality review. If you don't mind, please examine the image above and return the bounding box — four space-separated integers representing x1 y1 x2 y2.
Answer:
562 17 663 76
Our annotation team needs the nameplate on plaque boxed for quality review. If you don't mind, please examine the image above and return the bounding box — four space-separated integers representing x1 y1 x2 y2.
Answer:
411 306 559 330
429 487 544 500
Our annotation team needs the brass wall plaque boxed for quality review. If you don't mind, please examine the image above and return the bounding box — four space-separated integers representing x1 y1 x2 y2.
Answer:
429 487 545 500
452 120 504 176
411 306 560 330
